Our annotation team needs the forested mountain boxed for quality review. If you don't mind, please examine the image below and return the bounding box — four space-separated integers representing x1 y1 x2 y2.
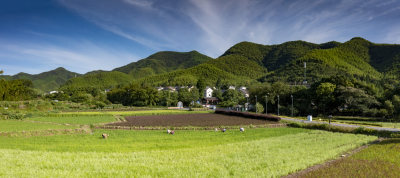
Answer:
4 37 400 92
113 50 213 79
60 50 213 89
61 71 133 90
0 67 79 92
139 37 400 87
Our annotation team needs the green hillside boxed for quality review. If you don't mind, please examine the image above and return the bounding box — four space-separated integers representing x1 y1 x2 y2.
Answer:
0 67 79 92
5 37 400 92
113 50 213 79
61 71 133 90
262 38 383 83
138 37 400 87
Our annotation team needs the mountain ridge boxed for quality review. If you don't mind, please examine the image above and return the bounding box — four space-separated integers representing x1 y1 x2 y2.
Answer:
3 37 400 91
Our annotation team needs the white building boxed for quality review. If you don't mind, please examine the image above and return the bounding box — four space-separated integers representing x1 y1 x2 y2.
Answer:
204 87 213 98
228 86 236 90
239 86 249 97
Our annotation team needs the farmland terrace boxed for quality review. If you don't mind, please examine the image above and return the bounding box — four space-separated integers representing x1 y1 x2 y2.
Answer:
106 113 281 128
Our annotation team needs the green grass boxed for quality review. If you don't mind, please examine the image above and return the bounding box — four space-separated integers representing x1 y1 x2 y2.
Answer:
0 128 376 177
27 115 117 125
301 139 400 177
281 115 400 129
0 120 78 132
59 110 213 116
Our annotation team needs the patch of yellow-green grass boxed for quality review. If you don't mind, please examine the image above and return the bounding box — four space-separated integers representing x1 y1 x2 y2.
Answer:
27 115 117 125
58 110 213 116
0 120 78 133
300 139 400 178
0 128 376 177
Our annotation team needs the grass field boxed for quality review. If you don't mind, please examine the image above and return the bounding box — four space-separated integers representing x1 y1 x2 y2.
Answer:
280 115 400 129
0 128 376 177
27 115 117 125
58 110 213 116
301 139 400 177
0 120 78 132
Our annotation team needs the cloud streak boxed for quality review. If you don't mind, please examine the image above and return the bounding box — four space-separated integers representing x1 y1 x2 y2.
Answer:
58 0 400 58
2 0 400 75
0 38 137 75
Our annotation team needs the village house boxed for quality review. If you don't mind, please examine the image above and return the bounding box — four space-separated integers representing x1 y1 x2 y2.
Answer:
239 86 249 97
204 86 213 98
202 86 219 106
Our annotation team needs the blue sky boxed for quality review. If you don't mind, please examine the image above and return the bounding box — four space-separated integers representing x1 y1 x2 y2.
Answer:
1 0 400 75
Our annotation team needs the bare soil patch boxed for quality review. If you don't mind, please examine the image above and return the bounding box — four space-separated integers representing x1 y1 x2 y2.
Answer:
107 113 279 127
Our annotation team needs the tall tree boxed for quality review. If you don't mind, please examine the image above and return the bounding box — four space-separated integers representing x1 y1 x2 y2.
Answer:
316 82 336 115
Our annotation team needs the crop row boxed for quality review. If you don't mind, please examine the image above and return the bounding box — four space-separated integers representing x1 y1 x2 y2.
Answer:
215 109 281 122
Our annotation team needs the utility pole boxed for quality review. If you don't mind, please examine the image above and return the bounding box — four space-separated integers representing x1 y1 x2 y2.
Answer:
265 94 268 115
255 95 258 113
303 62 307 84
277 95 280 116
291 95 294 117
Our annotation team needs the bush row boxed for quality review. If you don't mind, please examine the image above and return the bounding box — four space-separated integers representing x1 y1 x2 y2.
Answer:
215 109 281 122
287 122 400 138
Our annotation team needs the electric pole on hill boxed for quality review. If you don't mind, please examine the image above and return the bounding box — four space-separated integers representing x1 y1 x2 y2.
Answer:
303 62 307 85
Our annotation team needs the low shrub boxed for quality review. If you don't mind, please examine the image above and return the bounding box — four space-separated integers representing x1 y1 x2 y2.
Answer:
287 122 399 138
189 108 209 111
215 109 281 122
1 111 25 120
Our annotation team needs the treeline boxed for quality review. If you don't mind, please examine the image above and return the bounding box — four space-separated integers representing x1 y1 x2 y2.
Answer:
249 74 400 120
0 79 35 101
45 86 110 109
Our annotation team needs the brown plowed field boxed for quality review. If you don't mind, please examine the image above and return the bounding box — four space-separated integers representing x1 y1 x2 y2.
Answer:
108 113 278 127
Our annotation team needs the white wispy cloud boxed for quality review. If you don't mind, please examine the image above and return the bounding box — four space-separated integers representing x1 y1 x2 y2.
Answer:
58 0 400 58
0 39 137 75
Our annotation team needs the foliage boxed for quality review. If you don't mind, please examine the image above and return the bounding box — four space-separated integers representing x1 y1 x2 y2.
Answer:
287 122 400 138
0 79 36 101
114 50 213 79
0 67 79 93
62 71 133 90
178 88 199 106
221 89 245 105
157 91 178 107
107 84 159 106
255 102 265 113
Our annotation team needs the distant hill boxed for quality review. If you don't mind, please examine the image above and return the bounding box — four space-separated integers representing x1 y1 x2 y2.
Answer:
139 37 400 86
5 37 400 91
61 71 133 90
113 50 213 79
0 67 79 92
61 50 213 89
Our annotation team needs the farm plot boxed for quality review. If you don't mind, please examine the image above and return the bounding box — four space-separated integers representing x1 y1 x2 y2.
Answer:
0 120 78 133
294 138 400 177
27 115 117 125
108 113 278 127
0 128 376 177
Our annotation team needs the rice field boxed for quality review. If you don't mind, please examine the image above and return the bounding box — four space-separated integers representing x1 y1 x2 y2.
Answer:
58 109 213 116
27 115 117 125
0 120 78 132
299 139 400 177
0 128 376 177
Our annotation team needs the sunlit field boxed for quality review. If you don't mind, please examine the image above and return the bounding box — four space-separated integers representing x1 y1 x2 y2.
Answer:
0 127 375 177
301 139 400 177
